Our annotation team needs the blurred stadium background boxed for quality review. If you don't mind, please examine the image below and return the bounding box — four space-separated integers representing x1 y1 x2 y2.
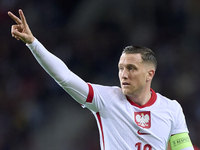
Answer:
0 0 200 149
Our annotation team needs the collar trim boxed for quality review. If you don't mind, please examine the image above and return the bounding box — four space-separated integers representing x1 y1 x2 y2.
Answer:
127 89 157 108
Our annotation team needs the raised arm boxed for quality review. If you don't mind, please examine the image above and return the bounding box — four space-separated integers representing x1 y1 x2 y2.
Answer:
8 9 89 104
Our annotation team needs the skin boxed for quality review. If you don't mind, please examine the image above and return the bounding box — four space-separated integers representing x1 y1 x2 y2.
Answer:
118 53 155 106
8 9 173 150
8 9 35 44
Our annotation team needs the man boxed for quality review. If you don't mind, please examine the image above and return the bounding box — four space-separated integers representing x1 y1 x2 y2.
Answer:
8 9 194 150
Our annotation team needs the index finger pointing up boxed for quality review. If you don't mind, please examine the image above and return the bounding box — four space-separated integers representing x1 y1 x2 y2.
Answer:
8 11 22 25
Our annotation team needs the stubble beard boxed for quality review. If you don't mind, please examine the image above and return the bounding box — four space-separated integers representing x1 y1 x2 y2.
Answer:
122 85 144 98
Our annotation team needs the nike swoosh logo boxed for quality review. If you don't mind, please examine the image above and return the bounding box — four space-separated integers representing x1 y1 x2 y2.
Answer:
137 130 150 135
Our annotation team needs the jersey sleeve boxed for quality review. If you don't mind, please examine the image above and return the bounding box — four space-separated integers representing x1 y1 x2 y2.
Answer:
171 100 189 135
26 38 89 104
26 39 116 112
82 83 120 112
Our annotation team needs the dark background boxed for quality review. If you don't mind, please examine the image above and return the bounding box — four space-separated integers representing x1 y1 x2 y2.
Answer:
0 0 200 149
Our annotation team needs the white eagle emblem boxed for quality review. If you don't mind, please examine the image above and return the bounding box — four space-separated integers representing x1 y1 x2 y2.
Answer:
136 113 149 127
134 111 151 128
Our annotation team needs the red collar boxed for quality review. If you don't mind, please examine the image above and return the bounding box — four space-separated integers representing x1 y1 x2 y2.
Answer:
127 89 157 109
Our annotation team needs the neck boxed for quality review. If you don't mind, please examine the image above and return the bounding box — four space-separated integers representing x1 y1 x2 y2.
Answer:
127 87 152 106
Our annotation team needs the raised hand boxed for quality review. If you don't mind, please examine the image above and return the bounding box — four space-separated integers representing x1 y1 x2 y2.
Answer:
8 9 35 44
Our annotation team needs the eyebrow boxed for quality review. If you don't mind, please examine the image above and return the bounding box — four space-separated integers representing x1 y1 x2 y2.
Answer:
118 63 138 69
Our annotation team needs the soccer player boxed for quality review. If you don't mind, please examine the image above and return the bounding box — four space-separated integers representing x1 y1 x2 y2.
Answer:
8 9 194 150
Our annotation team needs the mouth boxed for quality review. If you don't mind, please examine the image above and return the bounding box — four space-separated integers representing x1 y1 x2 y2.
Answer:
122 82 130 86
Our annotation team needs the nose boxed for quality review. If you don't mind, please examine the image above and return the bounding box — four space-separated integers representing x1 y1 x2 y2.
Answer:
120 69 128 79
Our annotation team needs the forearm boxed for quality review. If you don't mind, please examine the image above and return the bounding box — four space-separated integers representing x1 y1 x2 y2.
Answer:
26 38 89 104
27 38 71 83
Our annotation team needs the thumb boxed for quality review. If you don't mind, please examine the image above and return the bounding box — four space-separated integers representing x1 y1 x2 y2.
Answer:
12 29 25 37
13 29 29 43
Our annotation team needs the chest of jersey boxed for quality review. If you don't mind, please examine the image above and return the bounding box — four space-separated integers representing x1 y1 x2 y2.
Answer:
98 95 173 149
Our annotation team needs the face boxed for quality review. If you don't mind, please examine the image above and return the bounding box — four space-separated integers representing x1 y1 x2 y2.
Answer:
118 53 154 97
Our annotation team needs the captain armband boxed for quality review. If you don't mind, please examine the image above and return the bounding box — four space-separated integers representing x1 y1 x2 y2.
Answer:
170 133 193 150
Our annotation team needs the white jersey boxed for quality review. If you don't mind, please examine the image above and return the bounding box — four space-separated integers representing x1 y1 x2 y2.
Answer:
83 84 188 150
27 39 189 150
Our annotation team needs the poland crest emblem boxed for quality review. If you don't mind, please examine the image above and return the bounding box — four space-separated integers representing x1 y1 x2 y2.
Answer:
134 111 151 129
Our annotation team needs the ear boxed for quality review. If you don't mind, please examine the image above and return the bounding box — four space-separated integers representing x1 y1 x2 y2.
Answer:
146 69 155 82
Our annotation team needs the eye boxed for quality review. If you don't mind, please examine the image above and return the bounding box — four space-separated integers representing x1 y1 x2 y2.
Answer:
127 65 137 71
128 67 133 70
118 66 124 71
128 66 134 71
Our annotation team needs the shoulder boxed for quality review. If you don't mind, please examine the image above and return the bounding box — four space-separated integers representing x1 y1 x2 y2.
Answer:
89 83 125 102
156 92 183 111
85 83 124 111
90 83 122 94
155 92 186 127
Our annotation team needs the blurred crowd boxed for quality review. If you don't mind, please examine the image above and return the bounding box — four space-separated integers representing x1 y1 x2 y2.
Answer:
0 0 200 149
